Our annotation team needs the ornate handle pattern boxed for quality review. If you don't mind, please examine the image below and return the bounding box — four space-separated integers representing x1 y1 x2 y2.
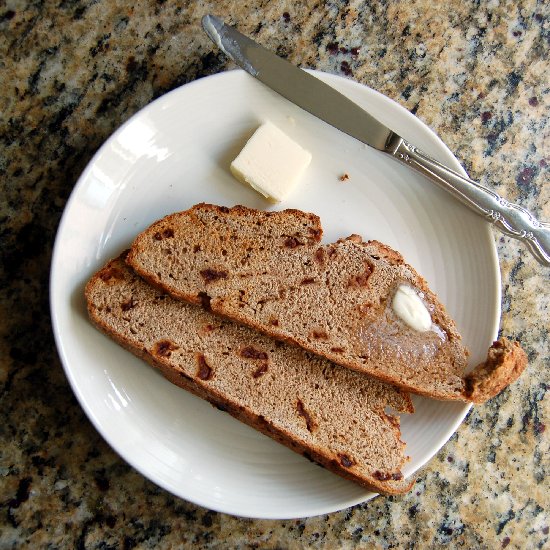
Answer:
385 136 550 267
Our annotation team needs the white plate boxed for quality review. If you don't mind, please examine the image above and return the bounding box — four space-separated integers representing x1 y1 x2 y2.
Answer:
50 69 500 519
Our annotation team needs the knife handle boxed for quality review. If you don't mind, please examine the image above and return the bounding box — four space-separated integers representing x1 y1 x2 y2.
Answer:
386 135 550 267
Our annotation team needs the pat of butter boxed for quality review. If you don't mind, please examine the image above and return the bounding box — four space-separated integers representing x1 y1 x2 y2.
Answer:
392 284 432 332
230 121 312 202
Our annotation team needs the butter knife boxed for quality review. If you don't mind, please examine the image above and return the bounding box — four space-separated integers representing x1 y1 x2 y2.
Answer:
202 15 550 267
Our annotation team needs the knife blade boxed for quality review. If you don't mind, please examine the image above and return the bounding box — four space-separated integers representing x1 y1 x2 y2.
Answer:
202 15 550 267
202 14 393 151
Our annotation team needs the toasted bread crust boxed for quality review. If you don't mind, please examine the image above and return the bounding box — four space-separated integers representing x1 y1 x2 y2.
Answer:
464 338 528 403
86 254 414 495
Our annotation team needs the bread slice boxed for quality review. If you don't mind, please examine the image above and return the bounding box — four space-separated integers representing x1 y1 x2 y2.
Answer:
127 203 527 402
85 254 415 495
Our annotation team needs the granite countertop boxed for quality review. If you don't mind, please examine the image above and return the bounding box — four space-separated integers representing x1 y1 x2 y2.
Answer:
1 1 548 548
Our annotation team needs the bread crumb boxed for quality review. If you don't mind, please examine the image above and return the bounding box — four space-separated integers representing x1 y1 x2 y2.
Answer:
339 173 350 181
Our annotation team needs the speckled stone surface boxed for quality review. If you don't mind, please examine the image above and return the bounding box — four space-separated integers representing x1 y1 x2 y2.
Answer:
1 0 548 548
